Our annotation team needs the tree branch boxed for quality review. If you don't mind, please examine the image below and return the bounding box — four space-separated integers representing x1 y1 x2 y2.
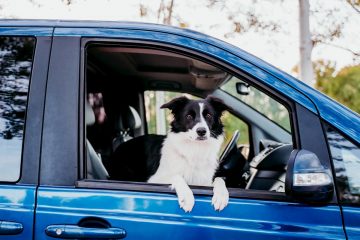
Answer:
318 41 360 57
346 0 360 14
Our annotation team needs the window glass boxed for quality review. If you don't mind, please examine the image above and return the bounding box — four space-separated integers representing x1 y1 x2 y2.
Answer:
144 90 249 150
145 91 195 135
324 123 360 205
221 76 291 132
0 37 34 182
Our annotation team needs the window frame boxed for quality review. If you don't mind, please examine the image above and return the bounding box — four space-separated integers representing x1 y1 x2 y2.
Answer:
80 37 309 202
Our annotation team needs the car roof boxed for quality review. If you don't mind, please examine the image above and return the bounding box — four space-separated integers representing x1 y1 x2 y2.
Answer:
1 19 359 144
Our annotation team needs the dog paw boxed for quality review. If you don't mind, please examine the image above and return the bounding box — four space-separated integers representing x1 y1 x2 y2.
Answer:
177 187 195 212
212 178 229 211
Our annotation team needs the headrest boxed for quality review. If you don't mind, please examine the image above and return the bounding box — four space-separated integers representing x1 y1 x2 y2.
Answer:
129 106 142 129
115 106 142 132
85 101 95 126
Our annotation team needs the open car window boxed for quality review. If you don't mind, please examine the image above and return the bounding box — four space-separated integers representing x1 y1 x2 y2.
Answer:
84 42 294 195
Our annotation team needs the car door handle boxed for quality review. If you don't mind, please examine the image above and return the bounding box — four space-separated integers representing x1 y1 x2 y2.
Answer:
45 224 126 239
0 221 23 235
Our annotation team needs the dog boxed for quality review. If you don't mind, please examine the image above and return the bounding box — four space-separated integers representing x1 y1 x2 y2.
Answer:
147 95 229 212
109 95 230 212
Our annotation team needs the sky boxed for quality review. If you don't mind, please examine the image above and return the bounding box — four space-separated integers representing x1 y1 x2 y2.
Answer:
0 0 359 77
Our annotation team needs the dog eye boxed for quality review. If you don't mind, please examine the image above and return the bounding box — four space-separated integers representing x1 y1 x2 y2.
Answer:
205 113 212 119
186 114 193 120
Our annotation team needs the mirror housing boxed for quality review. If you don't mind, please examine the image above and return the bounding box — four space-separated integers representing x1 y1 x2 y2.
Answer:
285 149 334 203
236 82 250 95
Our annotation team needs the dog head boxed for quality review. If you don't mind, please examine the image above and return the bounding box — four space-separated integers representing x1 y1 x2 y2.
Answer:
161 95 229 141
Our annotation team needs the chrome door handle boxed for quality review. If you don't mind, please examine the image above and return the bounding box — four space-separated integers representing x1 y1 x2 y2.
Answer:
45 224 126 239
0 221 23 235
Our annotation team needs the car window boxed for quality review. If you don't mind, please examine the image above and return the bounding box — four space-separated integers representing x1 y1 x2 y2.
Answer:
84 43 293 194
221 76 291 132
0 36 35 182
324 123 360 205
144 90 249 150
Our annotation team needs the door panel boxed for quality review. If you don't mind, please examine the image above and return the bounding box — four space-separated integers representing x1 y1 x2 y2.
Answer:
35 187 345 239
35 28 346 239
342 207 360 239
0 186 36 239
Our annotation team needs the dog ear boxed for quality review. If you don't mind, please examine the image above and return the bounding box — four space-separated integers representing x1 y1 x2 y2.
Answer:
206 95 232 114
161 96 189 113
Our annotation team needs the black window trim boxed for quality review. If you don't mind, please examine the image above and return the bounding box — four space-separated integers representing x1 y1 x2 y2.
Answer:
79 37 307 202
40 36 80 186
21 35 52 185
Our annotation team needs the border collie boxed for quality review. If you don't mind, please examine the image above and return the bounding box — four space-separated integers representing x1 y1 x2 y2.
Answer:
148 95 229 212
109 95 229 212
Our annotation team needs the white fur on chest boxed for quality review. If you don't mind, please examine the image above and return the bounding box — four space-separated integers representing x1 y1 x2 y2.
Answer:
148 132 223 186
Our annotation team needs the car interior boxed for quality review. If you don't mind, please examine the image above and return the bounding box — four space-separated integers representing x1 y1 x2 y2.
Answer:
84 42 294 193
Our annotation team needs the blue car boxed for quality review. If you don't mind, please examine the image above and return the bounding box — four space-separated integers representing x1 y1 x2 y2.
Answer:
0 20 359 240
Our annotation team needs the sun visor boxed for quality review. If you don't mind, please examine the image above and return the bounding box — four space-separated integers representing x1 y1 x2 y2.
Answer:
190 65 228 90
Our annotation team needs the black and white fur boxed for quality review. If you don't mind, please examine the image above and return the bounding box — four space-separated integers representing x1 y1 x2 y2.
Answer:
109 96 229 212
148 96 229 212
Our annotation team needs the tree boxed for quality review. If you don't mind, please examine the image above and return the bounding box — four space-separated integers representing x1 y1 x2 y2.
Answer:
347 0 360 14
299 0 314 86
0 37 34 139
315 62 360 114
206 0 281 38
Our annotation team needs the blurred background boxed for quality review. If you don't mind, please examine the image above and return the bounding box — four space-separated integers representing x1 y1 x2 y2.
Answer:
0 0 359 144
1 0 359 112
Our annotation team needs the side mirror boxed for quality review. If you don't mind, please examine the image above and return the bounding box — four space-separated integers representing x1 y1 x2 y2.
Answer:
285 149 334 203
236 82 250 95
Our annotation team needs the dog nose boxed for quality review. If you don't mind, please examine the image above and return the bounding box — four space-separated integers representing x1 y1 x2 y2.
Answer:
196 127 207 137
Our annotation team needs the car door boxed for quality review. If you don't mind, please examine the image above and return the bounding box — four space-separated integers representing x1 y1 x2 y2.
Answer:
0 25 51 239
34 24 346 239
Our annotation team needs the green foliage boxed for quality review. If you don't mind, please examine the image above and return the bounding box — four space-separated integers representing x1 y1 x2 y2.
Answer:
221 112 249 145
221 77 291 132
315 61 360 114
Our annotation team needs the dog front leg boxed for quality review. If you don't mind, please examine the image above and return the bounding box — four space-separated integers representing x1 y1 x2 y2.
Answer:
212 177 229 211
171 175 195 212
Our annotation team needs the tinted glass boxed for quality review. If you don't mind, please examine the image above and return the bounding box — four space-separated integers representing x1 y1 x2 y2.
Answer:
324 123 360 205
0 37 34 182
221 77 291 132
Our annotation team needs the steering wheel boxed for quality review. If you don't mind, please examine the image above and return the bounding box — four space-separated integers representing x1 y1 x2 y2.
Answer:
219 130 240 163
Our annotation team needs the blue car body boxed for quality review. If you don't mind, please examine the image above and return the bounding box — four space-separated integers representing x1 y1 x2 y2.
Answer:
0 20 359 239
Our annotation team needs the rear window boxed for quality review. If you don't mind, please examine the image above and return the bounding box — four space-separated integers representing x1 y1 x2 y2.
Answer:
0 36 35 182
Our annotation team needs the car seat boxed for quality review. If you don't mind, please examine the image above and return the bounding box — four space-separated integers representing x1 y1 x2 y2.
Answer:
85 100 109 179
112 105 142 151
